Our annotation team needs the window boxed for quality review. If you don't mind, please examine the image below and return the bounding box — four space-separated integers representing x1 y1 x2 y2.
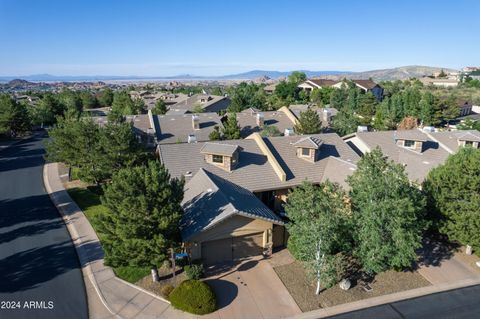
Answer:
301 148 310 156
404 140 415 148
212 155 223 163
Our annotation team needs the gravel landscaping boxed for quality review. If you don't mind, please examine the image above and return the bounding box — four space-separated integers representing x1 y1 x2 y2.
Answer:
274 261 430 312
136 264 188 298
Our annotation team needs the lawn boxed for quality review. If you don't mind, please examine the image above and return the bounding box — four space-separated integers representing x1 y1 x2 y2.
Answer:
274 261 430 312
67 186 150 283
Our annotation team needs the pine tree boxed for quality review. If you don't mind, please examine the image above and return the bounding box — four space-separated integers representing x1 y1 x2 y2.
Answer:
347 148 426 273
294 108 322 134
222 113 241 139
285 181 351 293
98 161 184 275
423 147 480 251
152 100 167 115
208 125 221 140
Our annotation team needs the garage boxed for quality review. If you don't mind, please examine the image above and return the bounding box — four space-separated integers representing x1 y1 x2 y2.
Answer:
201 232 264 264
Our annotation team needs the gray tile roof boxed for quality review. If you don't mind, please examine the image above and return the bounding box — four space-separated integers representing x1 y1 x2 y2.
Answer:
354 130 451 183
293 136 323 149
428 130 480 153
289 105 339 127
158 133 360 192
156 113 223 144
236 109 296 137
200 142 240 156
181 169 283 241
395 130 428 142
168 94 230 113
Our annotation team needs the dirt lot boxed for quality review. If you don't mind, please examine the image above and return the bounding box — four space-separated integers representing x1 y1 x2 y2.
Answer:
274 261 430 312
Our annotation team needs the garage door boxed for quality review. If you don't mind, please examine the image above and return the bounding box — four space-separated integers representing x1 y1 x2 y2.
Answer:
201 232 264 264
201 238 232 264
233 233 264 260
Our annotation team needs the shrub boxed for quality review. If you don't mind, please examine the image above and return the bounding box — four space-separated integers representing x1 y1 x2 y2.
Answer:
169 280 216 315
184 264 203 280
161 284 174 299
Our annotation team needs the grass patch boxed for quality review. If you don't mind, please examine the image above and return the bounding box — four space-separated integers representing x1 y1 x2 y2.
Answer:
67 186 150 283
113 266 151 283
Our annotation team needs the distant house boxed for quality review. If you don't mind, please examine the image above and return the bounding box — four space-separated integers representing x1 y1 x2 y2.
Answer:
263 83 278 95
167 94 230 114
419 77 459 88
298 79 337 91
158 133 359 263
458 100 473 117
332 79 384 101
344 129 480 183
232 107 298 137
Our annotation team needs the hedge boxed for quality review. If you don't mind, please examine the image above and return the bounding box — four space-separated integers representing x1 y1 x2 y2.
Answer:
169 280 216 315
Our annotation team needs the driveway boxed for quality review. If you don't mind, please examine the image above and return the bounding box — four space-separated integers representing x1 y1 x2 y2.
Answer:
416 237 480 285
203 256 301 319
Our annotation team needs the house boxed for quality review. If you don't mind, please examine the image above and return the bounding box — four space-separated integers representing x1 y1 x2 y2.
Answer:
332 79 384 101
167 94 230 114
233 107 298 137
458 100 473 117
158 133 359 263
156 112 223 144
419 77 459 87
289 104 338 128
345 129 480 183
263 83 278 95
298 79 337 91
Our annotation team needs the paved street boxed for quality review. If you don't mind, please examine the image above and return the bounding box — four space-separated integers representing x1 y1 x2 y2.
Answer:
0 132 88 319
326 284 480 319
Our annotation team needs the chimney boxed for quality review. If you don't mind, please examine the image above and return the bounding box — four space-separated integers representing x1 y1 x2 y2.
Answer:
192 114 200 130
188 134 197 143
256 112 264 127
322 109 331 123
284 128 294 136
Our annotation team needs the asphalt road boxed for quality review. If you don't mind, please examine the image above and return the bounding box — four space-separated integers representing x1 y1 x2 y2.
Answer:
327 284 480 319
0 132 88 319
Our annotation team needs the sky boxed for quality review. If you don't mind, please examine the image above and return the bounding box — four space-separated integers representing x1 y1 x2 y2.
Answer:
0 0 479 76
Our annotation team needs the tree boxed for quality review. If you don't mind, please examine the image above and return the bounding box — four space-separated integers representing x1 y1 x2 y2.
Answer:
457 119 480 131
98 161 184 278
294 109 322 134
208 125 221 140
442 95 460 125
0 94 31 136
437 69 447 78
111 91 135 115
191 104 204 113
347 148 426 274
311 87 335 106
397 116 418 130
332 110 360 136
58 89 82 113
222 113 241 139
260 125 282 137
357 92 377 119
423 147 480 251
152 99 167 115
99 88 114 107
285 181 351 293
330 87 347 110
79 91 98 109
228 82 267 112
288 71 307 84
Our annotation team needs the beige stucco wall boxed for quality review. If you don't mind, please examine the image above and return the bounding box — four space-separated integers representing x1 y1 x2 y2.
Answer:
186 215 273 260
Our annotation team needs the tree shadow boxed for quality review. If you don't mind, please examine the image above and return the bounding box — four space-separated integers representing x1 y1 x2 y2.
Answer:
203 279 239 309
414 235 459 269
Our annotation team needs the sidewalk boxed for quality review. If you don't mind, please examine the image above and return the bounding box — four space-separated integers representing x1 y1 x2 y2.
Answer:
43 162 195 319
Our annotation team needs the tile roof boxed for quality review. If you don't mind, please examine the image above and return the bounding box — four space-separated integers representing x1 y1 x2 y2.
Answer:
395 130 428 142
352 79 379 90
354 130 451 182
289 105 339 127
181 169 283 241
200 142 240 156
158 133 359 191
428 130 480 153
236 109 296 137
307 79 337 87
292 136 323 149
156 113 223 144
168 94 230 113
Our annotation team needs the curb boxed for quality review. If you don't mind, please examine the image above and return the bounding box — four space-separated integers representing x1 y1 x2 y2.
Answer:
43 163 121 319
286 277 480 319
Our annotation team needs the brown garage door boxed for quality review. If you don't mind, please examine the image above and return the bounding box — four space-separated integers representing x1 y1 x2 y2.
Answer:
233 233 263 260
201 232 264 264
201 238 232 264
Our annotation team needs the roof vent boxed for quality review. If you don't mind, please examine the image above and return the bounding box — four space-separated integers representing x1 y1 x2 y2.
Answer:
185 171 192 177
357 126 368 133
192 114 200 130
284 128 294 136
187 134 197 143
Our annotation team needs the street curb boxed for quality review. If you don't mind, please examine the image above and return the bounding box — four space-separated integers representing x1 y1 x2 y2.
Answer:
43 163 122 319
286 277 480 319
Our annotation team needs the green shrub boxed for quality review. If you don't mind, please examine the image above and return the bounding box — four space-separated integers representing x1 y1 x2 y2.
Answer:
169 280 216 315
161 284 174 299
184 264 203 280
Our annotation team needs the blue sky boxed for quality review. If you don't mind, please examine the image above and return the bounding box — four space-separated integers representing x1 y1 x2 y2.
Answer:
0 0 479 76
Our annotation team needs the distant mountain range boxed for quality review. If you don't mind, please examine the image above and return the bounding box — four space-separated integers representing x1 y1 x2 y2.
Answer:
0 66 458 83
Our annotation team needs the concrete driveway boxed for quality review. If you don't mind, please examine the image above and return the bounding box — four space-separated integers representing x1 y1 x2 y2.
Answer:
203 256 301 319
